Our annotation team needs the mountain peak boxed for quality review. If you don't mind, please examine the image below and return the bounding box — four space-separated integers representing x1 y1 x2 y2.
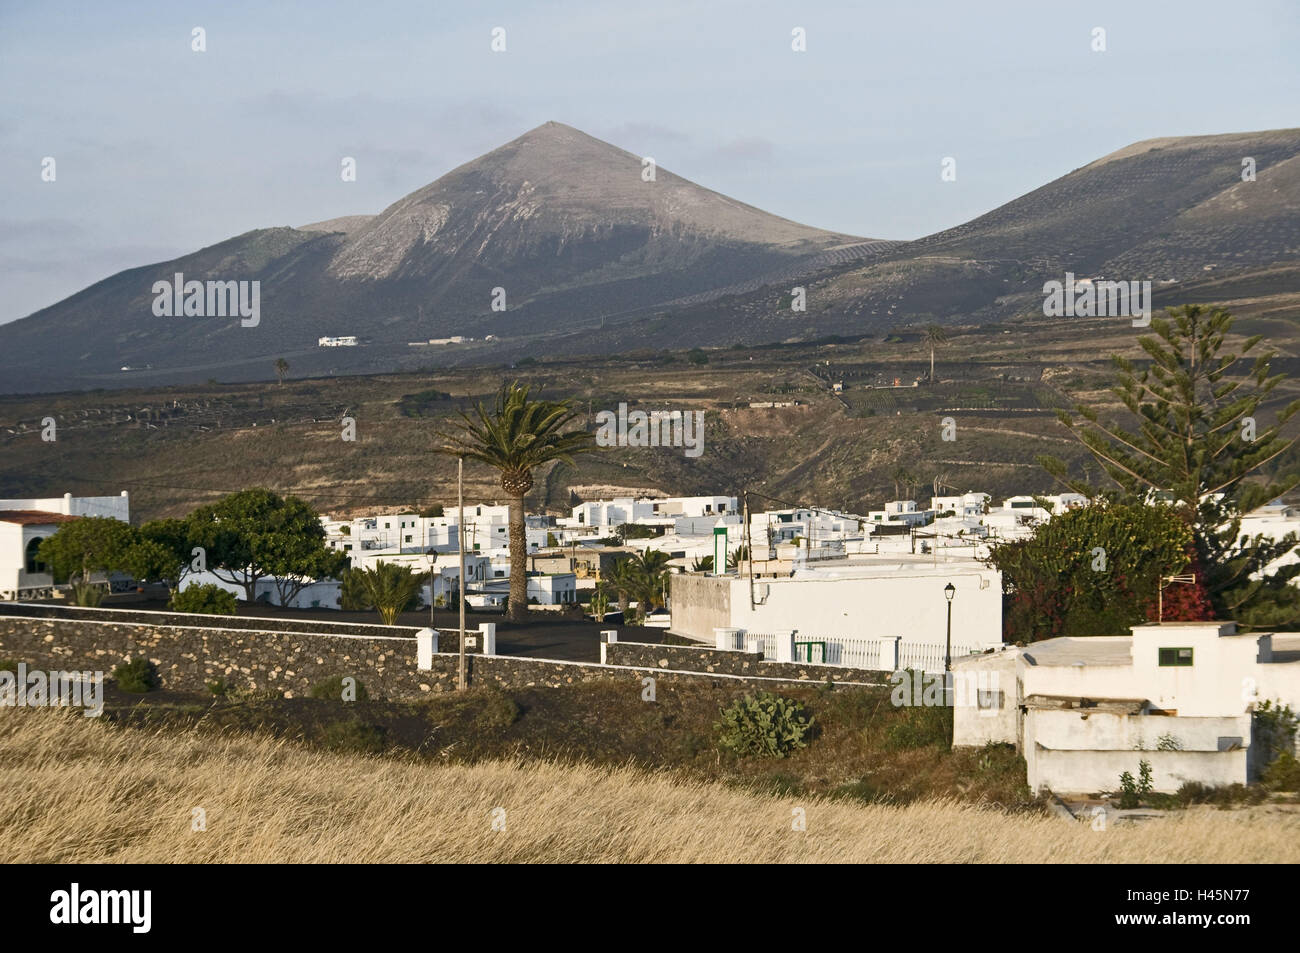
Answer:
324 122 859 281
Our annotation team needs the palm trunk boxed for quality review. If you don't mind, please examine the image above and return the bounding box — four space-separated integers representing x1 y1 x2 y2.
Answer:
930 346 935 383
508 493 528 621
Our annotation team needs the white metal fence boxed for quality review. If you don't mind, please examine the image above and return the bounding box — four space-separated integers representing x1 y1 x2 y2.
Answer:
744 631 982 674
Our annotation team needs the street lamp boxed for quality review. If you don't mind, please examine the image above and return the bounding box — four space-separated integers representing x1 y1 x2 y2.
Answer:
943 582 956 673
424 548 438 630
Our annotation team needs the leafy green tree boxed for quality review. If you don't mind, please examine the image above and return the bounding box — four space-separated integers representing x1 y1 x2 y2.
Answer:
1041 306 1300 628
274 357 289 386
185 489 346 606
340 562 422 625
987 502 1212 641
137 518 196 589
437 381 595 622
37 517 137 605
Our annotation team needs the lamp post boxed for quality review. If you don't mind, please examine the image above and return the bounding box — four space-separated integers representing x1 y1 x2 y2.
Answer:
458 457 467 692
943 582 956 673
425 548 437 630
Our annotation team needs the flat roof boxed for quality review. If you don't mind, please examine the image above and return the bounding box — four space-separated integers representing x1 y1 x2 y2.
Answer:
1021 637 1133 667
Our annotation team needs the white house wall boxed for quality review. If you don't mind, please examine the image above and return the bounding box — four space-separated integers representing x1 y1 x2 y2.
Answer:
725 568 1002 646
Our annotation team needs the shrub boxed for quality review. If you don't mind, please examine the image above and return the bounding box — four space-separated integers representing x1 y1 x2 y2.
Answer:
309 675 369 702
0 659 18 674
112 658 159 693
206 677 229 696
1176 781 1269 807
70 580 105 607
1264 751 1300 792
169 583 237 615
340 563 422 624
883 704 952 751
1254 700 1298 765
1118 759 1154 808
715 692 812 759
320 719 386 754
473 687 520 732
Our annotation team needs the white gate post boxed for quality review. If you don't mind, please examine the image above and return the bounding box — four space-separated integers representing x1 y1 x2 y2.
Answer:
599 629 618 664
881 635 902 672
776 630 796 664
416 627 437 670
714 626 743 651
479 622 496 656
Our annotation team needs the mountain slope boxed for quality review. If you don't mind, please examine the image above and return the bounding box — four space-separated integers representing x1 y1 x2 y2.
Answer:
3 125 1299 393
0 122 867 393
617 127 1300 350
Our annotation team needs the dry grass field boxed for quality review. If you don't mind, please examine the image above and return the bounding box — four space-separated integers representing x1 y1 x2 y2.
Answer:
3 710 1298 863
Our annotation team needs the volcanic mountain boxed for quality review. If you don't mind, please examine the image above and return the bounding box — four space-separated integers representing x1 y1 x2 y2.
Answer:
3 124 1299 393
0 122 876 392
630 127 1300 349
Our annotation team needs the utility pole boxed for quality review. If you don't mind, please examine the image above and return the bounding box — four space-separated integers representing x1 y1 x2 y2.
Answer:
458 456 467 691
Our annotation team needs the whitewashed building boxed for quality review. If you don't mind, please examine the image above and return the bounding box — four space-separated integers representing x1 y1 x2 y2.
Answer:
0 492 131 600
953 621 1300 794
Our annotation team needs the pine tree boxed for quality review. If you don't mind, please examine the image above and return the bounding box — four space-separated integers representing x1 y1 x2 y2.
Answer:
1040 305 1300 628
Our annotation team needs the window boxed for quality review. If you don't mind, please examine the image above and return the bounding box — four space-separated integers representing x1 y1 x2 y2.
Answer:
1158 647 1194 667
25 537 45 573
977 690 1003 710
404 535 412 543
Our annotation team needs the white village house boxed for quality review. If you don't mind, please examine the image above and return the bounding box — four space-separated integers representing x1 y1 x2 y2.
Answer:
953 621 1300 794
0 493 131 600
670 556 1003 667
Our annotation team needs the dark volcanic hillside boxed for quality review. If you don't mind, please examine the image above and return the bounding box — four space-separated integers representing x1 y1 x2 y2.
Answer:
604 128 1300 351
0 122 869 393
3 125 1299 393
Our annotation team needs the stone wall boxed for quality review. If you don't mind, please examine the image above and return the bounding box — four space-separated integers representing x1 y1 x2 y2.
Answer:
0 602 422 638
0 614 462 697
0 614 882 701
0 603 484 653
603 640 886 686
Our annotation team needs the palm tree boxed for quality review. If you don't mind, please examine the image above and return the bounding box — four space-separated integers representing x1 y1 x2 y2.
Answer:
726 545 750 571
923 325 948 383
274 357 289 386
689 555 714 573
438 382 595 622
891 466 917 501
633 549 672 613
345 561 422 625
599 556 640 618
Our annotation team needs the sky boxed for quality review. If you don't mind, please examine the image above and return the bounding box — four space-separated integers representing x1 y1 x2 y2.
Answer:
1 0 1297 325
